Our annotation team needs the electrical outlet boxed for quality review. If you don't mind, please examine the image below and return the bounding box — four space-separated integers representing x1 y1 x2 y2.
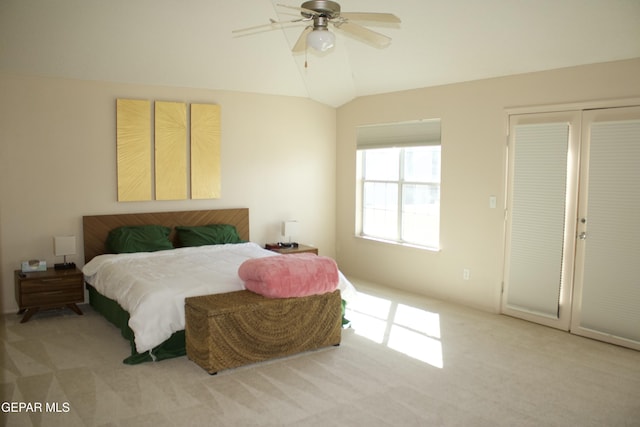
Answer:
463 268 470 280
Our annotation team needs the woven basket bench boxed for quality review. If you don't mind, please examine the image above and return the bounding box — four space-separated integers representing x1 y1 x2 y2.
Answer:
185 289 342 374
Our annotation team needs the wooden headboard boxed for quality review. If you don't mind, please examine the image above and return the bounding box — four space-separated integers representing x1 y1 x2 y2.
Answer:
82 208 250 263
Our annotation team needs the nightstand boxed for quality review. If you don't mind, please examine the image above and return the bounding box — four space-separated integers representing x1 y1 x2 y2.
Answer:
265 244 318 255
14 267 84 323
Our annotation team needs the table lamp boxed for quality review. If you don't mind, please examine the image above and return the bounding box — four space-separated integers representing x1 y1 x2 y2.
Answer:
54 236 76 270
281 220 299 248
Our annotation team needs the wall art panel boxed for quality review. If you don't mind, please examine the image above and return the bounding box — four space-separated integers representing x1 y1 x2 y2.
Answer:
191 103 221 199
116 99 152 201
155 101 187 200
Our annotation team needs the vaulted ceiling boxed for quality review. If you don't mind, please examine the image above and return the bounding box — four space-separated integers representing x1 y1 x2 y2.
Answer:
1 0 639 107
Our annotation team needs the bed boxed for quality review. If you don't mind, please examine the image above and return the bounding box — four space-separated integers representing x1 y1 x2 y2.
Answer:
82 208 356 364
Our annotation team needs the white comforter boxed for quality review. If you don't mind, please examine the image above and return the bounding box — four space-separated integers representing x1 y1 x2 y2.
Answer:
83 242 357 354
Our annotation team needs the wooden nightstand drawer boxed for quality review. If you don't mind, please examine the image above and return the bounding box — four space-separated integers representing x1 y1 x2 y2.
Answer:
22 288 83 307
20 277 82 293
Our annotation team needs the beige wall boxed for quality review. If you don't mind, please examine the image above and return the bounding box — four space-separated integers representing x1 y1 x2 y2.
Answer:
0 74 337 313
336 58 640 313
2 59 639 316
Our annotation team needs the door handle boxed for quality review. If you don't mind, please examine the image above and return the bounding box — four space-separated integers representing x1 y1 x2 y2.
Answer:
578 232 587 240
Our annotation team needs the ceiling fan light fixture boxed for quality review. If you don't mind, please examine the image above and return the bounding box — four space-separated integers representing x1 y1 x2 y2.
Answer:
306 28 335 52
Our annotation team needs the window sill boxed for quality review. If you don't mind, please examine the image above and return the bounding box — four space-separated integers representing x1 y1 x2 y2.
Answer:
354 235 441 253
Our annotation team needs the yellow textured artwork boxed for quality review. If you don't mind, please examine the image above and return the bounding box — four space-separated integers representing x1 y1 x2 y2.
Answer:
116 99 152 201
191 104 221 199
116 99 220 202
155 101 187 200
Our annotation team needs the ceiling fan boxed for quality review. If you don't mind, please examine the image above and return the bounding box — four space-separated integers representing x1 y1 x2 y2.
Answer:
233 1 401 53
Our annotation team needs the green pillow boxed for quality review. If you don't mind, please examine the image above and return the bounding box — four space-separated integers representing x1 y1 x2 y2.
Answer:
176 224 244 247
106 225 174 253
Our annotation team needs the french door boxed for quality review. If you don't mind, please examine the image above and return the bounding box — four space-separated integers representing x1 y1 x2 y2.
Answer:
502 104 640 350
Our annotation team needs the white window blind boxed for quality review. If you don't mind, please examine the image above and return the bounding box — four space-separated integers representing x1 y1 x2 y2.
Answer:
357 120 441 149
506 122 569 317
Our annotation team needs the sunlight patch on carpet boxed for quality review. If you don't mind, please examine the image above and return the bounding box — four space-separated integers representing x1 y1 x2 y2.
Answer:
346 292 444 368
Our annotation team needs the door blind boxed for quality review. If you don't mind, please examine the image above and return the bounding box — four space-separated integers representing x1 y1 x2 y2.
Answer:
578 119 640 341
506 122 569 317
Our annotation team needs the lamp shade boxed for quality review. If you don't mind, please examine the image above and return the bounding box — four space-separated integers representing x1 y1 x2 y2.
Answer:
53 236 76 256
307 29 335 52
282 221 299 242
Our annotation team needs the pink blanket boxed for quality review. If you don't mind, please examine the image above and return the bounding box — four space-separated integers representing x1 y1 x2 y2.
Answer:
238 253 339 298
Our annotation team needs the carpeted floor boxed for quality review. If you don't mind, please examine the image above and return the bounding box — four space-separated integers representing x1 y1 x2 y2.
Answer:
1 279 639 426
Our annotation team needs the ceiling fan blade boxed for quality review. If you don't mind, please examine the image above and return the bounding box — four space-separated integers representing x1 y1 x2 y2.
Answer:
232 18 303 34
340 12 401 24
335 21 391 48
277 3 319 16
292 26 313 52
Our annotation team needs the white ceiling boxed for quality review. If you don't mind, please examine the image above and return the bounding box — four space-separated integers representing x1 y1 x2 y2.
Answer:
1 0 639 107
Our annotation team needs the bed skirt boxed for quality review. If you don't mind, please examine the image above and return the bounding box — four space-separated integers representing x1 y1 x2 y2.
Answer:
86 284 185 364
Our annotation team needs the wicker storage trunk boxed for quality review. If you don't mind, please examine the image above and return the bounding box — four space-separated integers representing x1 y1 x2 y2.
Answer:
185 290 342 374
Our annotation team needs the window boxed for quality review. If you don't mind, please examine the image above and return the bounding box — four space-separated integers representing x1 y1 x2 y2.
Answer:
356 120 441 249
